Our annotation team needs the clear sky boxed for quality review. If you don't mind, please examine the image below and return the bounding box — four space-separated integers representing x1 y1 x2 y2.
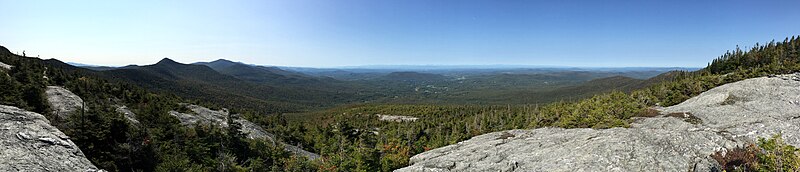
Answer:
1 0 799 67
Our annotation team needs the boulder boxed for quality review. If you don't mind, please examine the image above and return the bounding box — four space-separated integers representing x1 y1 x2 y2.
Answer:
0 105 101 171
377 114 419 122
398 74 800 172
116 105 140 124
45 86 84 119
0 62 11 70
169 104 228 127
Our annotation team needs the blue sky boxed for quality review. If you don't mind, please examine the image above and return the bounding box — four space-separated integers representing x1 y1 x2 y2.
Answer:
1 0 799 67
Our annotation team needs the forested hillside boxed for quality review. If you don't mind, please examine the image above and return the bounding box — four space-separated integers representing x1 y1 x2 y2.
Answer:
100 58 372 113
196 59 320 85
0 47 316 171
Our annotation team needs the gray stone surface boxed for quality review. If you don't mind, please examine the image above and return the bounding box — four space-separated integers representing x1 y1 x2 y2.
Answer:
0 62 12 70
0 105 101 171
169 104 228 126
377 114 419 122
115 105 140 124
398 74 800 172
170 104 320 160
45 86 84 119
658 73 800 146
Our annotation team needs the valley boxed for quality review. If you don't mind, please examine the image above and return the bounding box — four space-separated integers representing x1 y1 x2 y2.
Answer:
79 58 688 110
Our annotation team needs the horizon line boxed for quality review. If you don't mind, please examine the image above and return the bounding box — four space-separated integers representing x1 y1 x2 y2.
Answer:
62 58 704 70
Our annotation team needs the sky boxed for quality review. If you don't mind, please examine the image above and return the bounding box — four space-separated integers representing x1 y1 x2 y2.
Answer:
1 0 799 68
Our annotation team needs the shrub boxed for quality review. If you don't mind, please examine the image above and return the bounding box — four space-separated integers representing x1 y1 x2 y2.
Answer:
710 144 758 171
755 134 800 172
712 134 800 172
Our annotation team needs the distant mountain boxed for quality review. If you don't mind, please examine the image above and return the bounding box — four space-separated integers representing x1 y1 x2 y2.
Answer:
131 58 240 82
64 62 118 71
0 46 10 56
506 72 683 104
282 67 389 80
195 59 322 85
99 58 305 113
285 66 691 81
98 58 371 113
556 76 646 94
66 62 98 67
381 71 448 82
194 59 240 70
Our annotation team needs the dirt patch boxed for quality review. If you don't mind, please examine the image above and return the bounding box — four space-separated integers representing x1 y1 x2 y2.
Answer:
639 108 662 117
721 94 746 105
376 114 419 122
666 112 703 125
497 132 515 140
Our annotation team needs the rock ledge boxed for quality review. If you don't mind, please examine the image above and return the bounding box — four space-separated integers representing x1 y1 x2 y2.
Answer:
0 105 101 171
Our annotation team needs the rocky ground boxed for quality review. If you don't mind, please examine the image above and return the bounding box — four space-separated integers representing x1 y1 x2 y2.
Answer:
45 86 84 119
377 114 419 122
0 105 102 171
115 105 140 124
398 74 800 172
170 104 321 160
0 61 11 70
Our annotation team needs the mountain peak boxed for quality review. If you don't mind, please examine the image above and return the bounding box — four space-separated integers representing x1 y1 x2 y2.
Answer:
156 58 181 66
0 45 12 56
210 59 236 64
196 59 244 70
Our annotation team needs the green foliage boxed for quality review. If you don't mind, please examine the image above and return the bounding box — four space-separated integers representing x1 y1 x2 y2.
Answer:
712 134 800 172
753 134 800 172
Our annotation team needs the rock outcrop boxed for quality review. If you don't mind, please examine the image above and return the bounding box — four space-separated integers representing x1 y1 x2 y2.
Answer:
116 105 140 124
45 86 84 119
658 74 800 146
0 105 101 171
0 62 11 70
170 105 321 160
398 74 800 172
377 114 419 122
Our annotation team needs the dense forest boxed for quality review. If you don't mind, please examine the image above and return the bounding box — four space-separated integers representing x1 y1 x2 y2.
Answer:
2 36 800 171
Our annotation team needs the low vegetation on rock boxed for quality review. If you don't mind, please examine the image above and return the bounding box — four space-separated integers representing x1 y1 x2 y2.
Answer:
713 135 800 172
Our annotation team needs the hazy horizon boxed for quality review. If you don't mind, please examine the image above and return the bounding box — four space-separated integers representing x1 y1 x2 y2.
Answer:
62 58 702 69
2 0 799 68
